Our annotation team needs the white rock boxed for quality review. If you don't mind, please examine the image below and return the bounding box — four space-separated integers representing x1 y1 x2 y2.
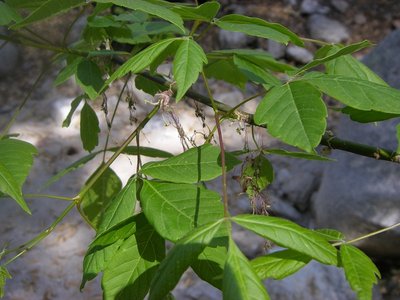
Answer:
331 0 349 12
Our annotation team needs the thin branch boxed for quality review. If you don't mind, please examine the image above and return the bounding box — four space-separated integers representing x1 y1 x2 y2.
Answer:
139 71 400 163
333 222 400 247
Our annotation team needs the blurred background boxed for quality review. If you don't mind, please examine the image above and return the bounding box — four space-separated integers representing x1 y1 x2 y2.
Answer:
1 0 400 299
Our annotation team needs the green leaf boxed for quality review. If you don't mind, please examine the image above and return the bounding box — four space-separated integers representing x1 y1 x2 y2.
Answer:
148 219 225 300
140 180 224 242
340 244 381 300
141 144 241 183
209 49 296 73
215 14 303 46
173 38 207 101
314 229 345 242
240 154 274 199
80 166 122 229
0 266 11 298
62 95 84 128
12 0 85 28
42 146 172 189
135 74 166 95
263 149 333 161
54 56 83 87
223 237 270 300
254 81 327 152
5 0 47 10
75 60 104 100
204 59 248 89
233 55 281 87
0 139 37 214
95 0 185 33
233 214 338 265
304 74 400 114
0 2 21 25
342 107 400 123
102 214 165 300
80 101 100 152
296 40 372 73
324 46 387 86
172 1 220 21
191 244 228 289
251 249 311 280
97 177 137 233
81 216 137 289
106 37 179 86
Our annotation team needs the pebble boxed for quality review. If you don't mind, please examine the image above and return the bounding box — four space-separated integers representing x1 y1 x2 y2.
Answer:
300 0 330 15
330 0 349 13
267 40 286 59
286 45 314 64
307 14 350 43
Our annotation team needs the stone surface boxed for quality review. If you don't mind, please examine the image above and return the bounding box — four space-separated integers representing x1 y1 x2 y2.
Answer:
286 45 314 64
313 29 400 258
300 0 330 14
307 14 350 43
265 259 381 300
218 29 253 49
267 40 286 59
0 29 20 77
331 0 349 13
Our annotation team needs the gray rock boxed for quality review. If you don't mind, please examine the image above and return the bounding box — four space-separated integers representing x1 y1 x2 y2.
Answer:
267 40 286 59
313 29 400 258
286 45 314 64
331 0 349 13
269 158 325 212
218 29 253 49
265 259 381 300
300 0 330 14
307 14 350 43
0 29 20 77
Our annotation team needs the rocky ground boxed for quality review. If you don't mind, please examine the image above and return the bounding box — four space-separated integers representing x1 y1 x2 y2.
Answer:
1 0 400 299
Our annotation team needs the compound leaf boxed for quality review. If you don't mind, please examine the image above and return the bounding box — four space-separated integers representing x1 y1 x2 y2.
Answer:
75 60 104 100
191 244 228 289
173 38 207 101
148 219 225 300
233 214 338 265
80 101 100 152
12 0 85 28
340 244 380 300
216 14 303 46
297 40 372 73
172 1 220 21
98 177 137 233
141 144 240 183
0 139 37 214
0 266 11 298
304 74 400 114
140 180 224 242
251 249 311 280
80 165 122 229
81 216 137 289
223 238 270 300
106 37 179 86
95 0 185 33
254 81 327 152
102 214 165 300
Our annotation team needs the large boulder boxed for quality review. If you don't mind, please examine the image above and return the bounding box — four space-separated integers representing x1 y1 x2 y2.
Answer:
314 29 400 257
